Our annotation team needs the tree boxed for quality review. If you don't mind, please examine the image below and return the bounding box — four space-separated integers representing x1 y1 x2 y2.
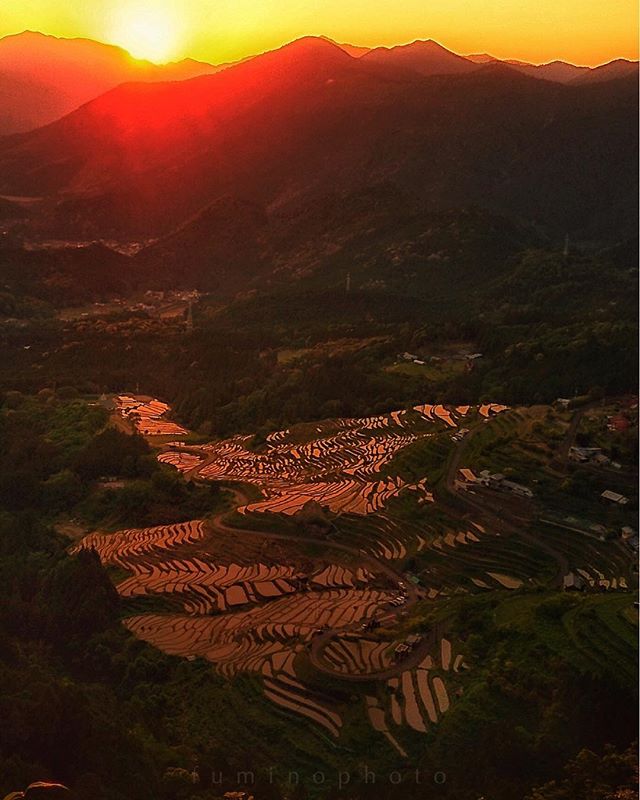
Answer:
42 471 83 511
525 744 638 800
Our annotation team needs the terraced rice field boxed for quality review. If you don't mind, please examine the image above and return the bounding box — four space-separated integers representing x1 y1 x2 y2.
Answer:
117 558 301 614
329 513 544 598
85 397 636 754
365 696 408 756
124 587 391 668
116 395 188 437
323 636 395 675
72 516 396 739
535 523 635 589
71 508 474 746
160 403 508 516
70 520 206 567
561 595 638 687
262 651 344 738
239 476 430 516
363 637 467 752
157 450 204 472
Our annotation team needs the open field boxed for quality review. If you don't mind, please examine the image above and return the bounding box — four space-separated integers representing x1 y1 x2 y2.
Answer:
494 591 638 688
461 406 569 485
385 359 467 383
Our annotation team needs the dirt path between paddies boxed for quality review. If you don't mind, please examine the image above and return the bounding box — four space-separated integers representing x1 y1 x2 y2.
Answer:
553 403 596 472
441 415 569 586
208 497 416 605
308 619 446 683
202 488 443 681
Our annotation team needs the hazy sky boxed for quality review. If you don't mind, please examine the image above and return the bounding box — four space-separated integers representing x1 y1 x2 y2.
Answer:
1 0 638 66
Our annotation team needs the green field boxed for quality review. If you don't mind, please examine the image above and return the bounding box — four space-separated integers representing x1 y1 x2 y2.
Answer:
386 359 467 383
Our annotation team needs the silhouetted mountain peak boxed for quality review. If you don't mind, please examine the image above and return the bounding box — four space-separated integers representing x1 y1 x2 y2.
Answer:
8 29 47 40
465 53 498 64
362 38 477 75
0 29 137 62
318 36 370 58
462 52 590 83
263 36 355 67
406 38 452 52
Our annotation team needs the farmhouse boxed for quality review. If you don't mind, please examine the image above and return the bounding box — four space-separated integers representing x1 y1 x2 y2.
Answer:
478 470 505 487
477 471 533 498
600 490 629 506
563 572 586 591
569 446 603 463
460 468 478 484
501 480 534 499
569 446 611 467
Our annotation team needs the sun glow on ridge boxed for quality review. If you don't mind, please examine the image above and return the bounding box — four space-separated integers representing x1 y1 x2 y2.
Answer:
108 2 182 63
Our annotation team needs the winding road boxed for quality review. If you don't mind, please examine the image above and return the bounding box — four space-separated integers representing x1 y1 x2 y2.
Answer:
180 411 567 679
157 405 571 679
205 489 431 680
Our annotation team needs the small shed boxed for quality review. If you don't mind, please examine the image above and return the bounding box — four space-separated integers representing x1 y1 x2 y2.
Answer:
563 572 585 591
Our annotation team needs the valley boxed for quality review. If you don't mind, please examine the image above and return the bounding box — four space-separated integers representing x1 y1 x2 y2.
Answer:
1 270 637 798
0 20 637 800
0 167 637 799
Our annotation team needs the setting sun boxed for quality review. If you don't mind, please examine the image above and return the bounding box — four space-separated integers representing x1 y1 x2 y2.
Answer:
108 2 181 62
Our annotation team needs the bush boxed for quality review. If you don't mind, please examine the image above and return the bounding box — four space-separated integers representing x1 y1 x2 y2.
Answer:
74 428 155 481
42 470 84 511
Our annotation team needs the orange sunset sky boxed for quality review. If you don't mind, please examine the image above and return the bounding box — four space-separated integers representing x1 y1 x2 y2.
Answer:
1 0 638 66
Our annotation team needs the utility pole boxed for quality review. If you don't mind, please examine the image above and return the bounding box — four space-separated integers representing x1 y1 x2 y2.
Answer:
186 301 194 332
346 272 351 293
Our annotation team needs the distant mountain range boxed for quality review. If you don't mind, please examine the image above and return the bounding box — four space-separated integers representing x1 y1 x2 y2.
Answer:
465 53 589 82
0 30 636 136
466 51 638 84
0 35 635 254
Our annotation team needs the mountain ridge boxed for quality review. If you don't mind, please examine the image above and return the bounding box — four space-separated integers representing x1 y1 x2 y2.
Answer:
0 29 223 135
1 29 636 136
0 34 636 245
